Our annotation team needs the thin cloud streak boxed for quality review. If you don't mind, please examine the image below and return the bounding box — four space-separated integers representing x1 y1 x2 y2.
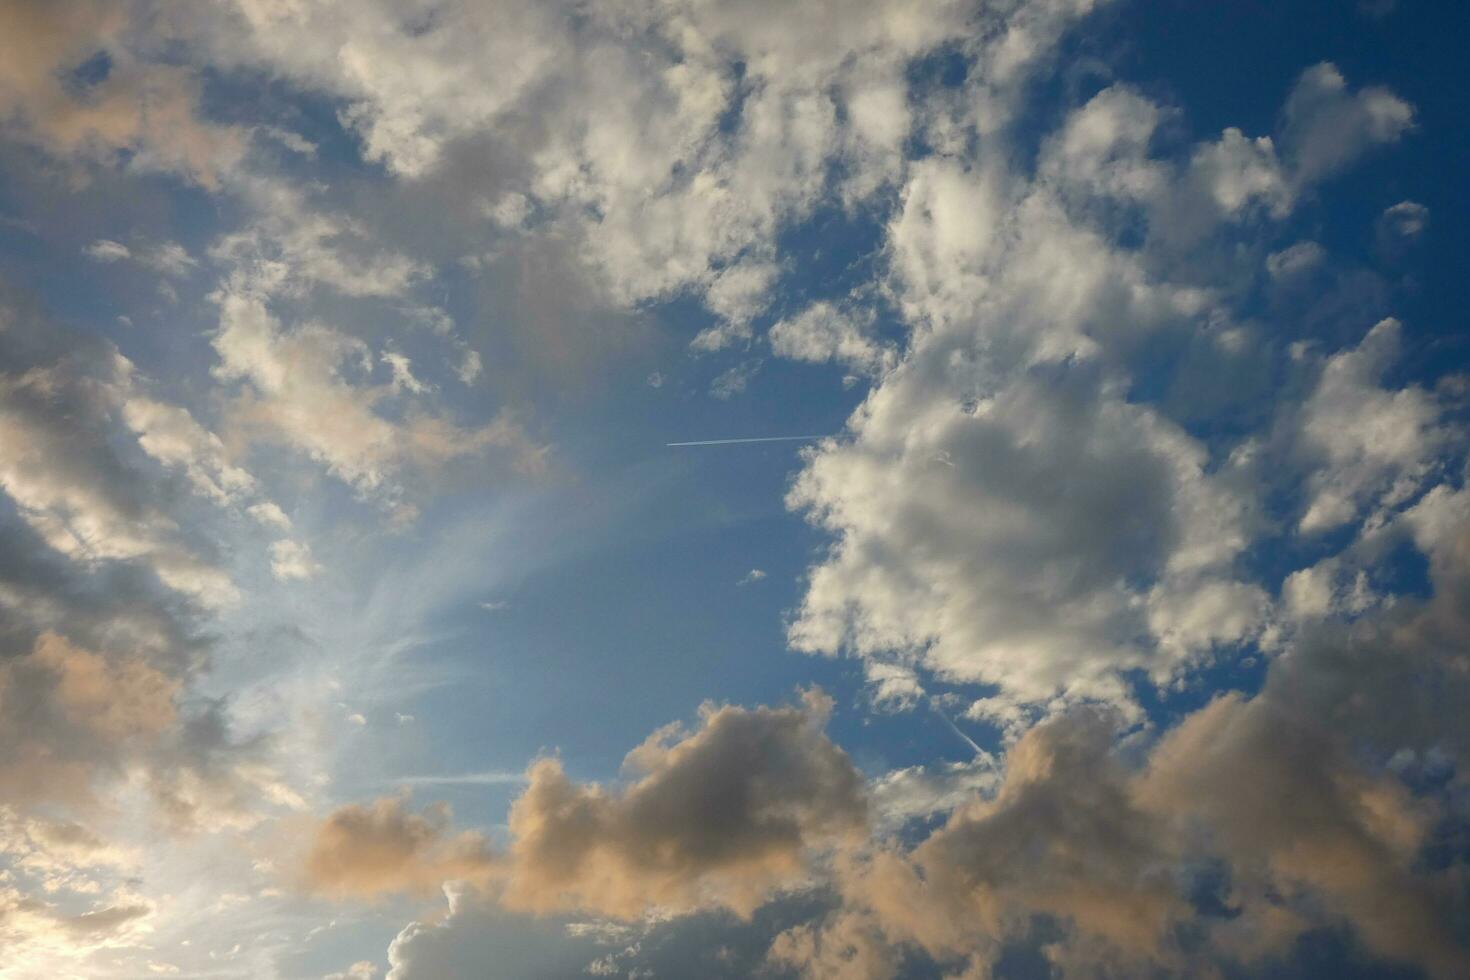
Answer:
391 771 528 787
929 700 987 759
666 435 828 447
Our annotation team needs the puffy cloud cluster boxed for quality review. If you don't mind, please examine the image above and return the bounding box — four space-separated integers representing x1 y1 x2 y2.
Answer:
197 177 545 504
790 368 1263 711
310 691 865 922
0 884 154 971
769 302 895 377
209 287 539 499
772 485 1470 978
776 521 1470 980
1291 317 1454 535
0 283 312 974
0 285 242 608
0 0 243 185
787 62 1420 720
0 0 1461 976
304 797 497 900
374 512 1470 977
174 0 1105 348
499 690 866 919
340 489 1470 977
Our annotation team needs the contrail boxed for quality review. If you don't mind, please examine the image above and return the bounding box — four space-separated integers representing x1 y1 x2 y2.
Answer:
929 700 988 759
391 771 526 787
667 434 827 447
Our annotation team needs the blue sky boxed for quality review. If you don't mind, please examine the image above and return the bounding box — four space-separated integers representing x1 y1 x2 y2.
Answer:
0 1 1468 978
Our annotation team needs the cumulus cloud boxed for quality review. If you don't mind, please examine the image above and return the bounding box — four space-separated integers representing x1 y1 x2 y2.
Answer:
1279 62 1415 186
0 0 243 185
84 239 131 263
268 539 320 581
500 690 865 920
1378 199 1429 260
0 289 305 924
0 1 1459 977
193 180 547 502
246 501 291 530
85 239 197 280
769 302 895 376
1266 240 1326 280
0 884 153 969
1293 318 1451 534
209 288 540 496
304 797 497 900
0 809 139 880
1047 67 1412 248
311 691 863 921
121 396 257 506
183 0 1100 346
789 369 1261 710
709 360 761 400
366 503 1470 978
370 530 1470 979
771 494 1470 978
0 286 239 608
783 61 1425 722
0 632 177 806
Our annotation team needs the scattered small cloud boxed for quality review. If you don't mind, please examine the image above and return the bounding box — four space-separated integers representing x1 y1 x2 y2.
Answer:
269 540 321 581
709 360 760 400
248 501 292 530
85 239 131 263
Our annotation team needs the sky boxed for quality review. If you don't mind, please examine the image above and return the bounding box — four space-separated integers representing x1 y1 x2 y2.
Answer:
0 1 1468 978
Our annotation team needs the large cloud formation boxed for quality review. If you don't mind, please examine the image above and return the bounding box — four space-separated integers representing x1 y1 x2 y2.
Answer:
499 689 866 919
0 284 309 974
309 691 865 919
0 0 1464 978
779 494 1470 979
371 502 1470 977
787 64 1418 720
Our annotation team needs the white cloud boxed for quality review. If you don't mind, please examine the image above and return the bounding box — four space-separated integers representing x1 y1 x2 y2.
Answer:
1280 62 1414 186
456 349 483 386
769 302 893 375
84 240 197 279
382 350 433 395
1295 318 1448 534
0 316 239 608
709 360 760 400
268 539 321 581
121 396 256 505
191 0 1092 338
783 61 1417 719
1266 240 1326 280
0 1 244 186
212 181 425 299
789 371 1259 710
209 289 537 497
85 239 131 263
1380 199 1428 238
693 261 781 351
246 501 291 530
1378 199 1429 258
